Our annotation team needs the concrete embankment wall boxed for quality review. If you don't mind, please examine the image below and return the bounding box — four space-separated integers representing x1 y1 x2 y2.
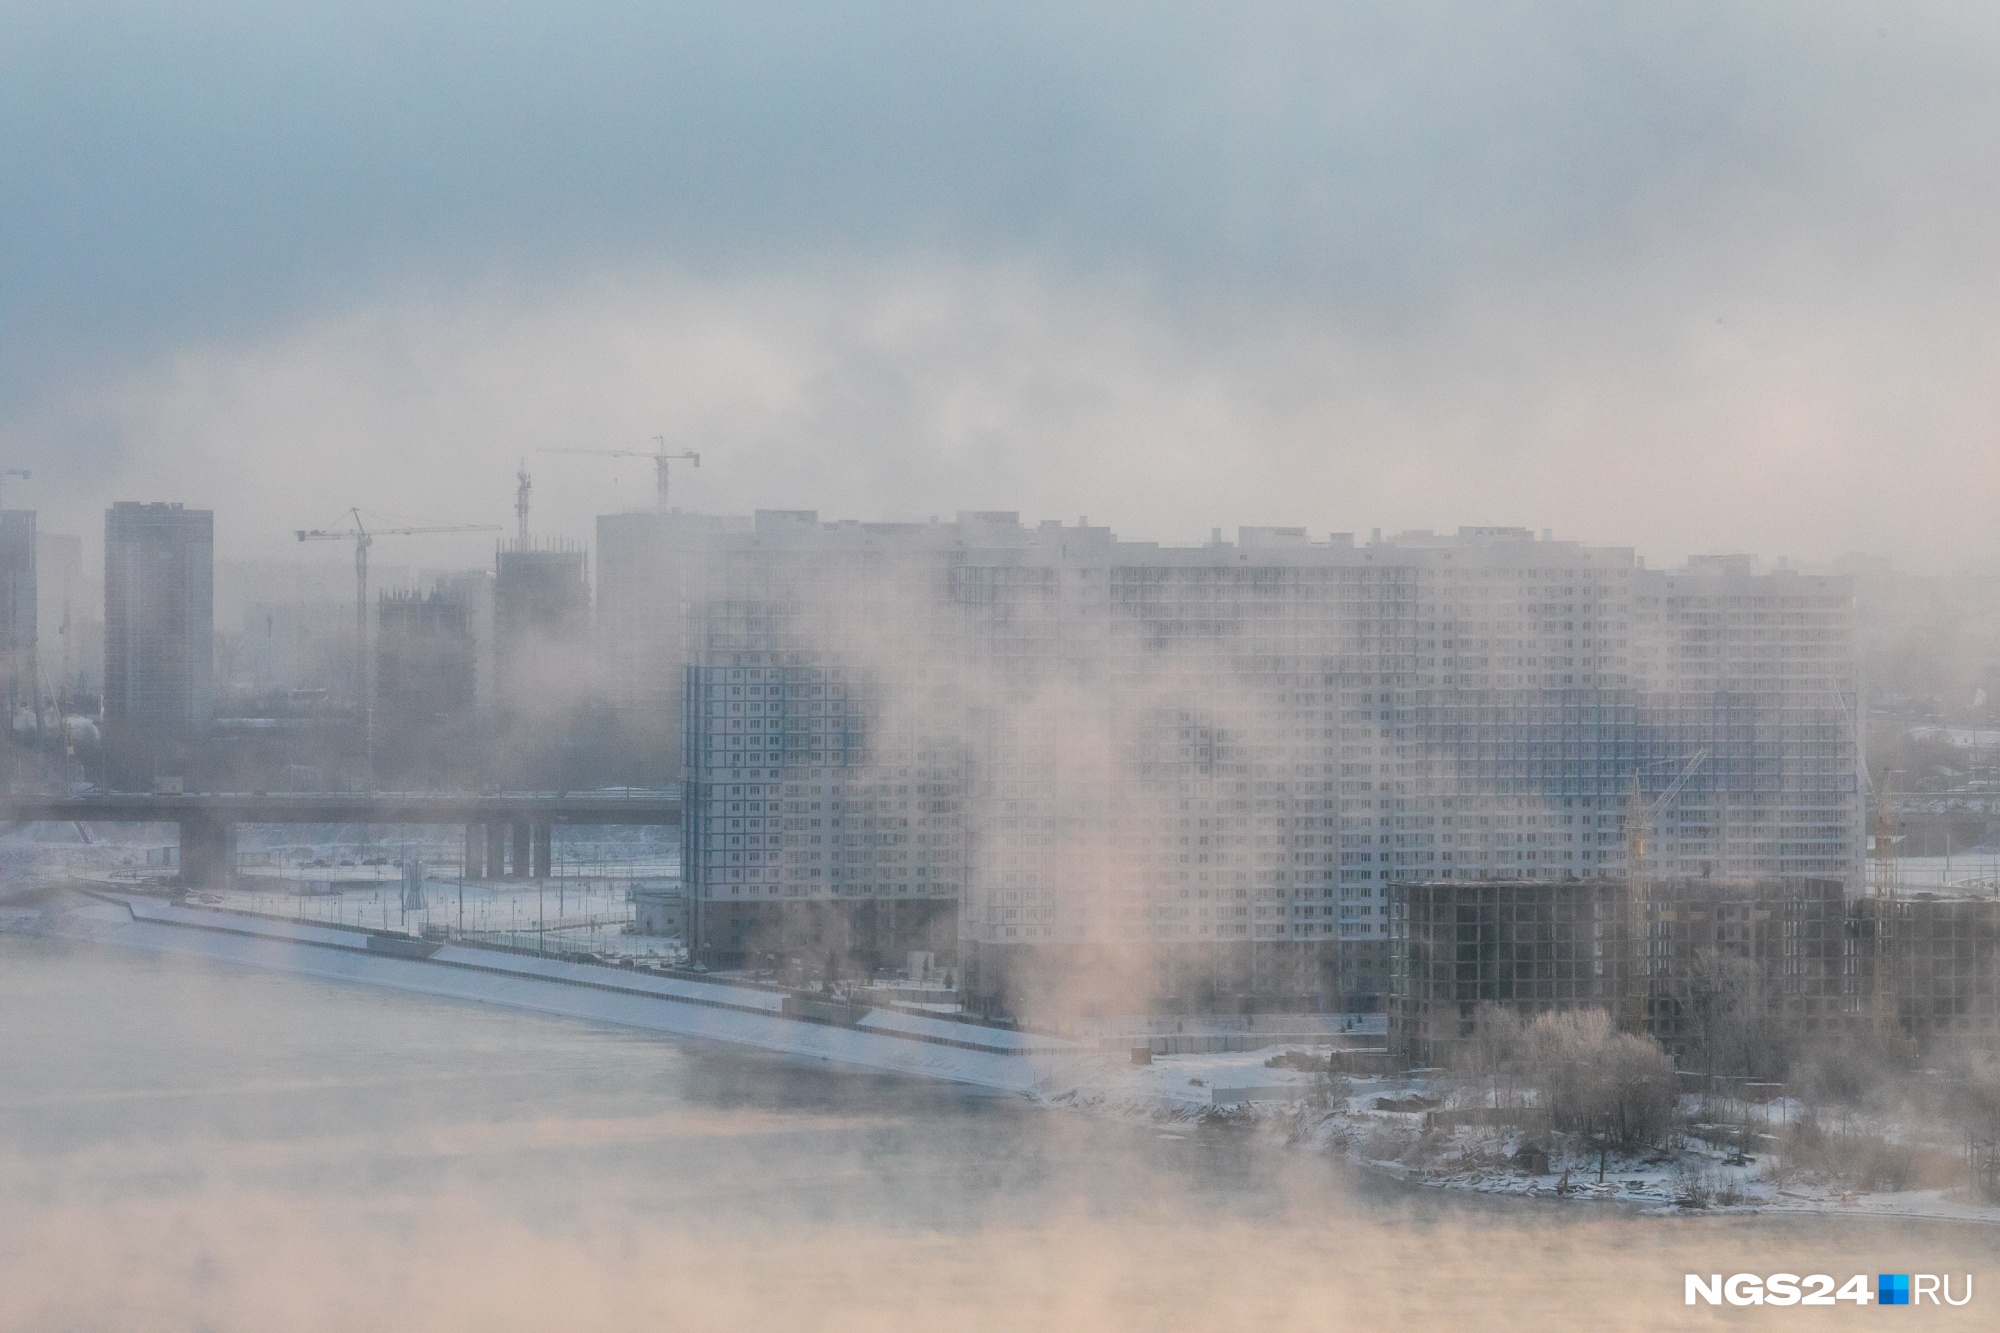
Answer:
39 893 1090 1095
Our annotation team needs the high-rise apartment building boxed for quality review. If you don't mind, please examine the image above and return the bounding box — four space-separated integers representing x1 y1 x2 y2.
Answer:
0 510 36 727
104 502 214 787
596 511 751 781
493 539 590 709
654 514 1860 1013
35 530 83 698
372 584 479 789
681 511 969 968
376 587 476 725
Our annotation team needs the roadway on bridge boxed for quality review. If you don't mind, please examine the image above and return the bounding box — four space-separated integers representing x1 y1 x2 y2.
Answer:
0 791 682 827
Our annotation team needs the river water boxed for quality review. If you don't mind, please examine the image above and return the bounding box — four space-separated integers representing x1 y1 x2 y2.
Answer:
0 935 1991 1331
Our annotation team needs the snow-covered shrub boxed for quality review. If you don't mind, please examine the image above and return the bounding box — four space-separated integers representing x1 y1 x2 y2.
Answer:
1521 1009 1679 1150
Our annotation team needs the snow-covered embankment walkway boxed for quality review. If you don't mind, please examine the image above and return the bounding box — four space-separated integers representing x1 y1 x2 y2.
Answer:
31 892 1092 1095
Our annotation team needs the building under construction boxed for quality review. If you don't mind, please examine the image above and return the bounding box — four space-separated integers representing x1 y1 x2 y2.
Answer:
373 584 478 788
1388 878 1630 1066
1851 891 2000 1052
376 587 476 723
1390 875 1868 1065
492 538 590 709
1633 876 1850 1061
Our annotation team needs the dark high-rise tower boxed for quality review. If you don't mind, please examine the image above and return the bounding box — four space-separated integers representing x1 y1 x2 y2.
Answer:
35 530 81 699
377 587 476 726
489 539 592 788
373 583 478 788
493 539 589 709
104 502 213 787
0 510 36 727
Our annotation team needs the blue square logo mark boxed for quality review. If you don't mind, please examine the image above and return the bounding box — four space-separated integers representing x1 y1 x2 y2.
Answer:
1880 1275 1910 1306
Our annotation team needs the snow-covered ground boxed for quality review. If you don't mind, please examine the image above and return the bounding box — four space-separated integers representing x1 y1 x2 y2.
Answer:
217 875 666 953
1033 1050 2000 1224
0 819 686 960
1879 854 2000 894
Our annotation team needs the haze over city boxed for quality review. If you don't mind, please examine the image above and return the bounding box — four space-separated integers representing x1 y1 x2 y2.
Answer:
5 5 2000 1331
8 4 2000 570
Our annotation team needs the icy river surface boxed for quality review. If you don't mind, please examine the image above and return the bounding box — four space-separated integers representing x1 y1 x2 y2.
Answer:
1 936 1992 1331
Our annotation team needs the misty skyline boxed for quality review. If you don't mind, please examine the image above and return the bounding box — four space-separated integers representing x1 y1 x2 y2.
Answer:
7 4 2000 569
7 11 2000 1326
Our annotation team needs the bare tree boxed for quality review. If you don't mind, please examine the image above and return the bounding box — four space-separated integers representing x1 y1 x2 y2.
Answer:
1521 1009 1679 1154
1671 946 1803 1083
1463 1002 1526 1109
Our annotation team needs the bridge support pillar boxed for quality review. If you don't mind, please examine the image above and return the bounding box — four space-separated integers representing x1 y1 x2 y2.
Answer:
486 823 507 881
531 823 552 879
178 819 236 890
463 824 485 879
510 821 531 879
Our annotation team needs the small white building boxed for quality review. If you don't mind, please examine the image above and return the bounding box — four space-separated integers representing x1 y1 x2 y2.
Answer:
632 880 684 937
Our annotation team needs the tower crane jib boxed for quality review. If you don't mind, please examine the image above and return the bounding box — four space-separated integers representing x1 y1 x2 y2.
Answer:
295 510 499 782
538 439 700 510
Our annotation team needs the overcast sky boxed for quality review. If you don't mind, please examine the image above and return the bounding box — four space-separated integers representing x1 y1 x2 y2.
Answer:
5 2 1999 571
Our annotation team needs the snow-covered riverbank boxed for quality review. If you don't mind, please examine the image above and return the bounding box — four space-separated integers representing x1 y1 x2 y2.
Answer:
8 890 1087 1094
10 884 1998 1226
1030 1051 2000 1225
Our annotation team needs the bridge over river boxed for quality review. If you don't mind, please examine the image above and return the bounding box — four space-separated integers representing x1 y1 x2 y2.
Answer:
0 790 682 887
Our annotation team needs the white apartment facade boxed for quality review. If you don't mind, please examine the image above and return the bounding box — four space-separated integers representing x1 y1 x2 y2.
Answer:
647 512 1858 1012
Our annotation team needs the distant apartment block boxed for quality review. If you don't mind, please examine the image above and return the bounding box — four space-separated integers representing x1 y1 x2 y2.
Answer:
104 503 214 787
493 539 590 709
0 510 35 726
625 513 1861 1013
35 530 84 698
376 587 477 725
680 510 965 969
372 584 480 789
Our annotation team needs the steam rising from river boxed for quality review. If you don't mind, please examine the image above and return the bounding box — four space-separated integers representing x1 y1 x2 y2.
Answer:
4 1167 1991 1331
2 939 1992 1332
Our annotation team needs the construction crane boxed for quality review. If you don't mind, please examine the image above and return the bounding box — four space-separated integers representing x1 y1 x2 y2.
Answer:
1869 770 1904 1031
1624 749 1711 885
0 468 28 508
539 436 699 509
1869 768 1903 895
1621 749 1708 1031
296 509 499 779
